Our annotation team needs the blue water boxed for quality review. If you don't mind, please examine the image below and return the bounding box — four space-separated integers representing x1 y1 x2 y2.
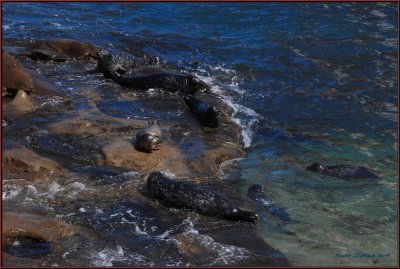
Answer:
2 2 398 266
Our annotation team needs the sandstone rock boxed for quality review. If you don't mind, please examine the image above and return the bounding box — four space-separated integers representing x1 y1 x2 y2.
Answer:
101 138 190 176
2 211 79 243
3 90 35 116
3 147 63 179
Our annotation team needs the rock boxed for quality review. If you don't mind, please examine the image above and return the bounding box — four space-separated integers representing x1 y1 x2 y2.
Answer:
47 104 146 136
3 146 64 179
2 211 79 243
101 139 190 176
3 90 35 115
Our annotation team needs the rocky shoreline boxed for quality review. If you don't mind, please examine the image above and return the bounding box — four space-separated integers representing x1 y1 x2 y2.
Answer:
2 39 290 266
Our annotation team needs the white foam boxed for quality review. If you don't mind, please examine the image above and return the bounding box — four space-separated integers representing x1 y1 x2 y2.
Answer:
2 186 22 200
122 171 142 178
46 182 62 198
197 66 263 148
219 157 243 179
371 9 386 18
161 171 177 179
173 218 251 265
26 185 38 196
91 246 125 267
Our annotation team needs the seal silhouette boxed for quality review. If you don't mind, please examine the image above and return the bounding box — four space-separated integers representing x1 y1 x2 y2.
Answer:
180 95 219 128
306 162 378 180
247 184 298 224
135 120 162 152
147 172 258 223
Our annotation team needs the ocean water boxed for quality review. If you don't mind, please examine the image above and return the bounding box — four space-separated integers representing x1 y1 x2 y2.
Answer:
2 2 398 266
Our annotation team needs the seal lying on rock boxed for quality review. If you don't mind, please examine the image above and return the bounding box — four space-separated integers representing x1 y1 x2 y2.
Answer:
95 50 159 79
306 162 378 180
2 51 34 97
96 52 210 94
21 39 100 61
135 120 163 152
247 184 298 224
114 67 210 94
147 172 258 223
180 95 219 128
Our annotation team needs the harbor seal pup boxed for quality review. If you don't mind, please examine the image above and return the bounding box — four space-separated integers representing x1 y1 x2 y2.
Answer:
146 172 258 223
180 95 219 128
135 120 162 152
306 162 378 180
247 184 298 224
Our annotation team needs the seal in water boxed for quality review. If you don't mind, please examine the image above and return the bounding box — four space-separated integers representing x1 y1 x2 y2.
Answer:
180 95 219 128
135 120 163 152
306 162 378 180
147 172 258 223
21 39 100 61
247 184 298 224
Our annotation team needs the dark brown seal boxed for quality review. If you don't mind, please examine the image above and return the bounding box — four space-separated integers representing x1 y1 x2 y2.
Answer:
306 162 378 180
22 39 101 61
147 172 258 223
180 95 219 128
96 52 210 94
2 51 34 97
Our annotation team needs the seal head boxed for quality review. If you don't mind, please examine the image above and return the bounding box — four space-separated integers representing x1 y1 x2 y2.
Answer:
135 120 162 152
306 162 324 172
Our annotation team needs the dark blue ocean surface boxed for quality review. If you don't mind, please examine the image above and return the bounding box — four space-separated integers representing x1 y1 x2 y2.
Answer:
2 2 398 266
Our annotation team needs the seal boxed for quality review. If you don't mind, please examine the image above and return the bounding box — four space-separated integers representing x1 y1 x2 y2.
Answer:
147 172 258 223
95 50 159 79
2 51 34 97
306 162 378 180
180 95 219 128
22 39 101 61
247 184 298 224
135 120 163 152
96 52 210 94
115 67 210 94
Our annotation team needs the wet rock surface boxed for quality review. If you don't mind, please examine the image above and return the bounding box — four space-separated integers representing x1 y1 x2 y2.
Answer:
2 39 290 266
